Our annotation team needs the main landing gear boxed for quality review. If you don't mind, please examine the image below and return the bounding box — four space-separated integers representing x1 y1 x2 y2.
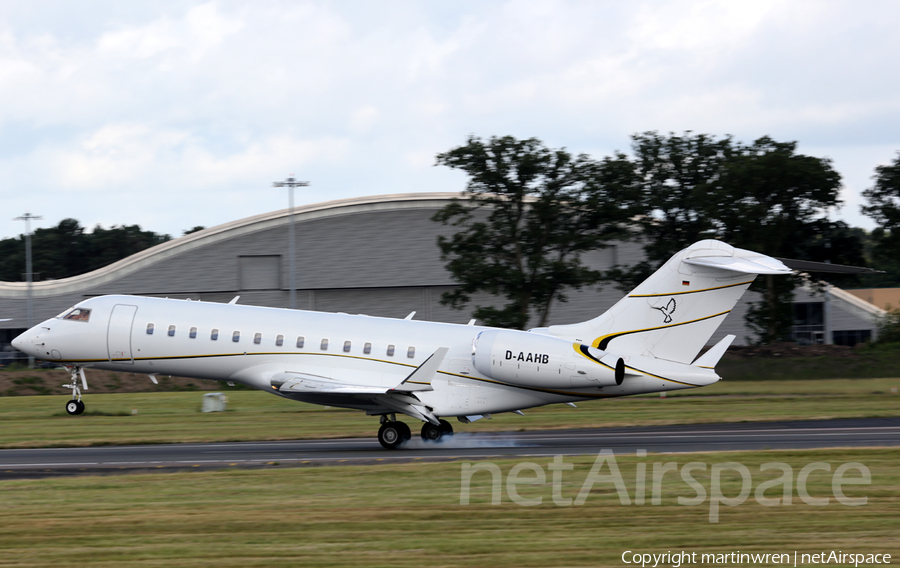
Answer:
376 415 455 449
63 366 88 416
377 415 412 449
420 419 453 442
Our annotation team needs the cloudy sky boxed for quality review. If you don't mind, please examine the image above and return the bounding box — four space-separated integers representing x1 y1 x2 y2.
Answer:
2 0 899 240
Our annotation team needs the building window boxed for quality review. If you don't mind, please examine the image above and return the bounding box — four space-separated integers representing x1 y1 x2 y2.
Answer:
211 329 219 341
386 344 395 357
320 338 329 350
296 336 305 348
189 327 197 339
254 332 262 345
146 323 154 335
792 302 824 344
343 340 351 353
407 346 416 358
232 331 241 343
168 325 176 337
363 342 372 354
276 334 284 347
833 330 871 347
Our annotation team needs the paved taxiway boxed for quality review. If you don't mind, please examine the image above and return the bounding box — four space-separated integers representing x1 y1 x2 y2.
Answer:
1 417 897 479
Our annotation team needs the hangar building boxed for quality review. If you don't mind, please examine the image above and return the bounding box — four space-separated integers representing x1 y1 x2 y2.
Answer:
0 193 884 360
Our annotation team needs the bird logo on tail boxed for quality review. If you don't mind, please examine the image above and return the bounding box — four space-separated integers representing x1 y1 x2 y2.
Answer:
652 298 677 324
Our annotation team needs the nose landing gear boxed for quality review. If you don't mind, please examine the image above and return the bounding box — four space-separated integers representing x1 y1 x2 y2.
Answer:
62 366 88 416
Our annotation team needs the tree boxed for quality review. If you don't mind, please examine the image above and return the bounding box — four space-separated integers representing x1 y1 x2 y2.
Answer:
861 152 900 277
623 132 854 343
711 137 844 343
612 131 733 289
432 135 639 329
0 220 171 281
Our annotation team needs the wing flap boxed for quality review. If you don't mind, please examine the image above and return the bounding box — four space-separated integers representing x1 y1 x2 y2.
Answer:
272 374 389 395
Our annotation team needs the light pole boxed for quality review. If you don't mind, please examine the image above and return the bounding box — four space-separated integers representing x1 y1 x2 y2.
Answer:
14 212 42 368
272 176 309 309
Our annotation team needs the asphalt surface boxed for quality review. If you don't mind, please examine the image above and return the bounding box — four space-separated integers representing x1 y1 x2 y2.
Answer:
1 417 897 479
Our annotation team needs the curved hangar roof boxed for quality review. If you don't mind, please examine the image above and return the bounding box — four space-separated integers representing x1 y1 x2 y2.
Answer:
0 192 464 300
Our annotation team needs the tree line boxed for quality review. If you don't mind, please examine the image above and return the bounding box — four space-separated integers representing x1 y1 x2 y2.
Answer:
432 132 900 343
0 220 173 282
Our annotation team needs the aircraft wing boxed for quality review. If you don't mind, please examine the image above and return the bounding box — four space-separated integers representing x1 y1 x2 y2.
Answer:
272 374 388 395
271 347 450 396
266 348 450 425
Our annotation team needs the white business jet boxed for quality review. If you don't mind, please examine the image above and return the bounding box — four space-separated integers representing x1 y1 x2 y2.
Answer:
12 240 791 448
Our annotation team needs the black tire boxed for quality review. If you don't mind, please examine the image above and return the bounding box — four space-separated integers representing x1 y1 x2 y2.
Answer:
438 419 453 437
396 421 411 441
75 400 85 415
420 422 443 442
378 422 404 449
65 400 79 416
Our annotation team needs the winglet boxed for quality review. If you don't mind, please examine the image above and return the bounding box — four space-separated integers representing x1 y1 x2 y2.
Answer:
392 347 449 392
693 334 735 368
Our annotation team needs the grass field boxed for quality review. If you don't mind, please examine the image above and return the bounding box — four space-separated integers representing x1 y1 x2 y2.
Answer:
0 449 896 567
0 378 897 448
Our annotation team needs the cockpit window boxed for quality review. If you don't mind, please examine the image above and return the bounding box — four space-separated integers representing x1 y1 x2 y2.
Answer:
63 308 91 322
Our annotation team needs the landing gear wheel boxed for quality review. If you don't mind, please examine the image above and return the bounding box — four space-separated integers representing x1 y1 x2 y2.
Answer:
75 400 85 415
66 400 80 416
396 421 411 441
420 422 443 442
439 419 453 437
378 422 406 449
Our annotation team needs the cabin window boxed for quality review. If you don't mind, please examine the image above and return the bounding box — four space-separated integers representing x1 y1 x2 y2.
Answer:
146 323 154 335
343 340 351 353
211 329 219 341
407 346 416 358
232 331 241 343
189 327 197 339
320 338 329 350
363 342 372 354
296 336 305 348
63 308 91 322
276 334 284 347
386 344 395 357
168 325 176 337
253 332 262 345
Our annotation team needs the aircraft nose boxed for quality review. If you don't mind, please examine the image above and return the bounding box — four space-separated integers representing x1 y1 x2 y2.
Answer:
11 330 37 356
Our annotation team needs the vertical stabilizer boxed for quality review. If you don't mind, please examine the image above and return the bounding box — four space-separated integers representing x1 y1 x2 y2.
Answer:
546 240 791 364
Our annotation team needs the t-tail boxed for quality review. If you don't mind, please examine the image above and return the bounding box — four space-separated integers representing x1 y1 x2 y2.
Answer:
545 240 792 365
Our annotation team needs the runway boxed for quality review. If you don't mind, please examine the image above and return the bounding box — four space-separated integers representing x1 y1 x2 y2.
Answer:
1 417 897 479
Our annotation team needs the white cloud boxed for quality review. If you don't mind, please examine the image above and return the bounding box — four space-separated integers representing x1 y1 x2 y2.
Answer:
1 0 899 239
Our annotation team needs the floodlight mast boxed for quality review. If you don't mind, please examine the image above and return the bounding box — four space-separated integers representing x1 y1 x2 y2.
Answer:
272 177 309 310
14 212 42 368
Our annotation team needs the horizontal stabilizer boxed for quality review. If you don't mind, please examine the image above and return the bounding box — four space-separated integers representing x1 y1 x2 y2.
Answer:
391 347 449 392
775 258 884 274
693 335 735 368
684 255 791 275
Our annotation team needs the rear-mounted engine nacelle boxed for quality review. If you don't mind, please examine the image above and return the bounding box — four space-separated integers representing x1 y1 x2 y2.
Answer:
471 329 624 389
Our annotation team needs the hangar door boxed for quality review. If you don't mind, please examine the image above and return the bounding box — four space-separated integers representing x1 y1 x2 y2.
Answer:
107 304 137 364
